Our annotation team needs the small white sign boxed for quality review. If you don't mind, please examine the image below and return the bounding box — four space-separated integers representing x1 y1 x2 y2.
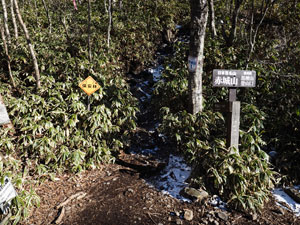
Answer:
0 177 17 207
188 56 197 72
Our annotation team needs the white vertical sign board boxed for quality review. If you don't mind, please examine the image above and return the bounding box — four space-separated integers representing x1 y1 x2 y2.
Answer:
0 177 17 214
0 104 10 125
0 95 10 126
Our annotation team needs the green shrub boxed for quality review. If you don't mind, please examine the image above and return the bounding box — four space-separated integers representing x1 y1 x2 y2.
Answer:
1 72 138 173
159 107 276 212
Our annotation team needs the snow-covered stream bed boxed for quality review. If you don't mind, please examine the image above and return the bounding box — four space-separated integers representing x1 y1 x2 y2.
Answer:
148 154 192 202
129 54 193 202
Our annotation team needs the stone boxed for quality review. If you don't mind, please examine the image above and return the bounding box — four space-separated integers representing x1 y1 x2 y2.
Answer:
176 219 183 225
272 207 285 215
202 219 208 225
208 216 214 223
284 187 300 204
251 213 258 221
208 210 215 216
214 220 219 225
183 209 193 221
127 188 134 193
217 211 228 221
184 187 209 201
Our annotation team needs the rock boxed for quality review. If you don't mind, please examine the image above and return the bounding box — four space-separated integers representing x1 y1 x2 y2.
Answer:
251 213 258 221
125 188 134 196
217 211 229 221
284 187 300 204
214 220 220 225
170 171 177 180
183 209 193 221
208 210 215 216
175 211 180 217
208 216 214 223
268 151 277 158
272 207 285 215
176 219 183 225
184 187 209 201
158 223 164 225
202 219 209 225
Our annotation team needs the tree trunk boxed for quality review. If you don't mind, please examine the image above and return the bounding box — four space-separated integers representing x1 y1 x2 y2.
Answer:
188 0 209 114
0 19 16 88
1 0 11 43
14 0 41 89
33 0 38 27
10 0 18 39
246 0 277 68
88 0 92 62
222 0 243 47
42 0 52 33
208 0 217 37
104 0 108 13
107 0 112 48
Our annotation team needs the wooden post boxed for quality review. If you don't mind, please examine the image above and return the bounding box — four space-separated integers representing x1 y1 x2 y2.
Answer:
212 69 256 149
87 96 90 111
227 88 239 149
229 88 237 101
226 101 240 149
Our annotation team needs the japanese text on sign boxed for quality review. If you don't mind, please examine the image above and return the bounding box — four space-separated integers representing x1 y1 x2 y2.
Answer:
79 76 101 96
212 69 256 88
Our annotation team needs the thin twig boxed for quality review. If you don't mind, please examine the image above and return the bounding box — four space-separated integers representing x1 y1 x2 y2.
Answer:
0 212 12 225
54 206 65 224
55 191 86 209
147 212 157 224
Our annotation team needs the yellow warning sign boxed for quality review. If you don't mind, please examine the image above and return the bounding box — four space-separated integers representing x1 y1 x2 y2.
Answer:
79 76 101 96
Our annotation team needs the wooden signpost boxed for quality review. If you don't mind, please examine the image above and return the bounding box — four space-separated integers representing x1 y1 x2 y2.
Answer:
213 69 257 149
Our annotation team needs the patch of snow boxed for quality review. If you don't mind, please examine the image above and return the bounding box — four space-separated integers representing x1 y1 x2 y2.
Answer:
175 25 182 29
148 154 191 202
140 146 159 156
140 96 147 102
209 195 228 211
273 186 300 216
142 80 149 86
149 123 160 133
149 65 164 82
137 87 151 99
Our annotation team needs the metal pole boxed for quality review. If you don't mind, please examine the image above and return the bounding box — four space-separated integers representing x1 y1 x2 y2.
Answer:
87 96 90 111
